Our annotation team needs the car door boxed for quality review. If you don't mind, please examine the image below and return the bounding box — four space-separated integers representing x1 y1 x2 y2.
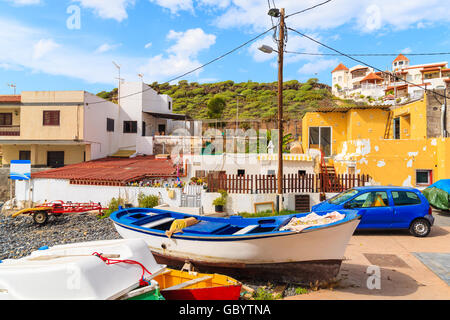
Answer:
390 190 424 228
344 191 393 229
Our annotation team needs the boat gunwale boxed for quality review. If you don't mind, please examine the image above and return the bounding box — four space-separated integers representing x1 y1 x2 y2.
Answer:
110 208 361 242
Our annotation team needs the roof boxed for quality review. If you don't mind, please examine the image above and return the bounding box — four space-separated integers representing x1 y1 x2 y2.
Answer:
351 67 369 73
144 112 192 120
31 156 179 185
361 72 384 82
421 67 441 73
393 54 409 63
0 95 20 103
314 105 390 113
404 63 447 70
385 84 408 91
331 63 349 73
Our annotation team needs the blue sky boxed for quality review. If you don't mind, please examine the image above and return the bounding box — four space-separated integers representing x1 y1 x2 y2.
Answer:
1 0 450 95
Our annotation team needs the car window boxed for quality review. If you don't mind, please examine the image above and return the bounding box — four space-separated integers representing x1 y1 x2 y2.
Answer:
391 191 421 206
328 189 359 205
346 191 389 208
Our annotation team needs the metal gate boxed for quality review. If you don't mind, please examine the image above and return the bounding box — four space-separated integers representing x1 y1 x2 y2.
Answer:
181 185 202 208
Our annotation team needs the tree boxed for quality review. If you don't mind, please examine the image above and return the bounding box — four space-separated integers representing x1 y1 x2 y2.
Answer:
207 96 226 119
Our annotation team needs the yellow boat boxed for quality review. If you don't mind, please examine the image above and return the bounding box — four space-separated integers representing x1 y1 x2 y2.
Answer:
153 268 242 300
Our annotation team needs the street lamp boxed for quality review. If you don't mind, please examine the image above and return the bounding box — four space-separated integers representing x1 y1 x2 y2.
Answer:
258 7 285 213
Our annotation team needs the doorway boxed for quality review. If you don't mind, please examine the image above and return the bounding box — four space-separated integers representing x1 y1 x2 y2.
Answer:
47 151 65 168
309 126 332 156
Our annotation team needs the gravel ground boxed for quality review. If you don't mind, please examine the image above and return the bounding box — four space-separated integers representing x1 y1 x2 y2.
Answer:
0 210 307 298
0 211 121 260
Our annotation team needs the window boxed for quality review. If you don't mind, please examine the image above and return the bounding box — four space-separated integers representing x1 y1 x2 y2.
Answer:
391 191 421 206
393 118 400 139
328 189 359 205
309 126 332 156
142 121 146 137
346 191 389 208
298 170 306 176
47 151 64 168
416 170 432 186
168 101 172 110
0 113 12 126
106 118 114 132
123 121 137 133
19 151 31 161
43 111 60 126
237 169 245 176
267 170 275 176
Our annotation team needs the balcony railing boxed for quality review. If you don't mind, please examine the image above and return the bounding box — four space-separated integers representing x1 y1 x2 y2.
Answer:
0 125 20 136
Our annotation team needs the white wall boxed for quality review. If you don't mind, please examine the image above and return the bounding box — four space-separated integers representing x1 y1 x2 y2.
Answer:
19 178 181 207
185 154 315 177
83 92 120 159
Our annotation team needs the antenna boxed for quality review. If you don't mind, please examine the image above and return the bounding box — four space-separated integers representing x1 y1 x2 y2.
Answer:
7 83 16 95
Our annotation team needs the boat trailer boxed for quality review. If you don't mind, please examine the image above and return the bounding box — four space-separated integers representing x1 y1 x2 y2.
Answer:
11 200 108 225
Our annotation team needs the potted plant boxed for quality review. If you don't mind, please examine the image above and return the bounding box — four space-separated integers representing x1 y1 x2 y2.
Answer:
212 189 228 213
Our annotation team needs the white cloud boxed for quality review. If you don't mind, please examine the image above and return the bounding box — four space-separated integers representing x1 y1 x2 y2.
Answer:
298 59 338 76
0 17 143 84
6 0 41 5
139 28 216 82
72 0 136 22
144 42 152 49
401 47 412 54
144 0 450 34
148 0 194 14
32 39 59 60
95 43 122 53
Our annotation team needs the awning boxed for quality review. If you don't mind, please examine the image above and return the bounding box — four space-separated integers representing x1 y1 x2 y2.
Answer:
144 112 192 120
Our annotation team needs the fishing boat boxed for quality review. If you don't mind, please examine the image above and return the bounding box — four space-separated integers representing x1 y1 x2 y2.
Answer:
0 239 166 300
109 208 361 284
154 268 241 300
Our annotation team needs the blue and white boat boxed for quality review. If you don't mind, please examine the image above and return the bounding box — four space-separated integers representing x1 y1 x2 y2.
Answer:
109 208 361 284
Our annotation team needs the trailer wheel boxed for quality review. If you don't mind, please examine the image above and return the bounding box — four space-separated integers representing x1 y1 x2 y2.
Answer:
33 211 49 225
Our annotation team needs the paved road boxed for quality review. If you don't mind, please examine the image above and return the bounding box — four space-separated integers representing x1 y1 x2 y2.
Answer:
433 209 450 227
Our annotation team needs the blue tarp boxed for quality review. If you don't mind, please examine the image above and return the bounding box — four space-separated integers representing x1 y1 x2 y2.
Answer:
427 179 450 194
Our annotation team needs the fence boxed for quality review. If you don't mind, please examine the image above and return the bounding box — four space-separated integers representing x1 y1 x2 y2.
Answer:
207 173 370 194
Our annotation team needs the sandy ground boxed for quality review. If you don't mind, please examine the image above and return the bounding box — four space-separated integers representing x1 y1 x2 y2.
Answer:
286 219 450 300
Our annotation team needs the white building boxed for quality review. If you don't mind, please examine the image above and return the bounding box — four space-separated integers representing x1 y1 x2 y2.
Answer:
331 54 450 103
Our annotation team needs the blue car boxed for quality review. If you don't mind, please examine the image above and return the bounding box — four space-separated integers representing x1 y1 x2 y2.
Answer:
312 186 434 237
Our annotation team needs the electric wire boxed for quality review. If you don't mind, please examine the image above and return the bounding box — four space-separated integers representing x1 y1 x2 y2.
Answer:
87 26 277 105
285 0 333 19
287 26 450 100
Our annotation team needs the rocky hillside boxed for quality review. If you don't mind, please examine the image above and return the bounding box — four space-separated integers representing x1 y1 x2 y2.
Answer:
97 78 363 121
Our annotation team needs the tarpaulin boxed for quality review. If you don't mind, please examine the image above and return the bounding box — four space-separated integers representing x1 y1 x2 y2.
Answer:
422 179 450 211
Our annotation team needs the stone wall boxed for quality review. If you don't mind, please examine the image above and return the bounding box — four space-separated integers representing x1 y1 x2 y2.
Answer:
427 89 450 138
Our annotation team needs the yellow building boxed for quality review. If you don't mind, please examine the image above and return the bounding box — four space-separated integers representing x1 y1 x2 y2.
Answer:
301 91 450 187
0 91 119 168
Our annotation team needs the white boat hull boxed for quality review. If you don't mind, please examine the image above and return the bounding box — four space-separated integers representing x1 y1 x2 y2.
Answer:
0 239 165 300
113 218 359 265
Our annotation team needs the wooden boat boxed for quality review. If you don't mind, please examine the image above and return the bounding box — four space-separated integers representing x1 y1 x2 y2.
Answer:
109 208 361 284
0 239 166 300
153 268 241 300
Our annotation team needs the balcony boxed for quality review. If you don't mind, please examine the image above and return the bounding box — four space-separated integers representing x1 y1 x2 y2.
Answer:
0 125 20 136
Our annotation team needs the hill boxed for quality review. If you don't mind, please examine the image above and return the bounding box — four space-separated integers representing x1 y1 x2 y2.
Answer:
96 78 364 121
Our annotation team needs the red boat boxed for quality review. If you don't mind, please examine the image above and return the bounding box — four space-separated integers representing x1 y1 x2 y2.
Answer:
153 268 242 300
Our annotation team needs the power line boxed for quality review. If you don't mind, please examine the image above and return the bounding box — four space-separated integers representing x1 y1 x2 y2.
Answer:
88 26 277 105
287 26 450 100
285 51 450 57
285 0 332 19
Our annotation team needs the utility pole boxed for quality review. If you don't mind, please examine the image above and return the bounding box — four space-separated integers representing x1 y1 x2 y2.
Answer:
276 8 285 213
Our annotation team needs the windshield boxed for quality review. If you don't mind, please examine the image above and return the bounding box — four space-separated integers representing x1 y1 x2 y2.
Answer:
328 189 359 205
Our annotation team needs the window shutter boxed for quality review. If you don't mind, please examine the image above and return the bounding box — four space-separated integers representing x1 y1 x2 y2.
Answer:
43 111 60 126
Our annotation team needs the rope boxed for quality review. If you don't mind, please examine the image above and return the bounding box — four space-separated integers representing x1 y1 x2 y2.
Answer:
92 252 152 286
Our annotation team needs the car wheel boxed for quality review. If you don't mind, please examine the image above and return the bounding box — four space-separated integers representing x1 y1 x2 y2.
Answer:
33 211 49 225
409 219 431 237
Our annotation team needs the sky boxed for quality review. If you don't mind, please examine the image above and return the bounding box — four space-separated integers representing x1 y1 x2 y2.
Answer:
1 0 450 95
